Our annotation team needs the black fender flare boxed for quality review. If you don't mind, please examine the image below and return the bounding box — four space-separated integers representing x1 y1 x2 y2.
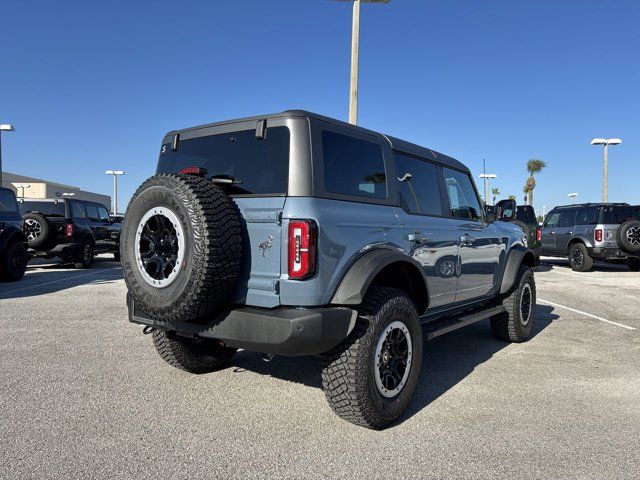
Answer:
0 226 28 253
79 232 96 246
569 234 593 249
331 249 429 309
499 245 537 294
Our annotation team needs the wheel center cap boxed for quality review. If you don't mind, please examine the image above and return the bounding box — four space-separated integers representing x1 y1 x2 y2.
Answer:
381 350 391 366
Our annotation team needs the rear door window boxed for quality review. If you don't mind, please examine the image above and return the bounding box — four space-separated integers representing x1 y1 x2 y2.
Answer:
394 153 443 216
71 202 87 219
322 131 387 199
577 206 599 225
557 210 577 227
86 205 100 222
443 168 482 221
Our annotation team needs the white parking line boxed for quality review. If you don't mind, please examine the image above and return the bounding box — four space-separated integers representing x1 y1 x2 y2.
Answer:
538 298 636 331
0 268 121 297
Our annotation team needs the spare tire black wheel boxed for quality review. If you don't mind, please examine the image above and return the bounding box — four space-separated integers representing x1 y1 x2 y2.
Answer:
617 220 640 254
23 213 51 249
121 174 242 323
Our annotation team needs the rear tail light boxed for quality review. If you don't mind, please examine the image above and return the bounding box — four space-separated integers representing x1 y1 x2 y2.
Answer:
288 220 317 280
65 223 74 239
536 227 542 242
179 166 208 176
595 229 603 242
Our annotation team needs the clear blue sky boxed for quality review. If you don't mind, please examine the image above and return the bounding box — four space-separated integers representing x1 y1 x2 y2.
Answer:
1 0 639 215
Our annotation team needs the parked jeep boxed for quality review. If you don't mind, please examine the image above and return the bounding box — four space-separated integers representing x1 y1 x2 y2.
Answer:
121 111 537 429
541 203 640 271
0 187 28 281
19 198 122 268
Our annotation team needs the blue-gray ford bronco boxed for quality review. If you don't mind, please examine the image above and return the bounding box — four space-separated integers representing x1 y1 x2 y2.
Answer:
121 111 537 429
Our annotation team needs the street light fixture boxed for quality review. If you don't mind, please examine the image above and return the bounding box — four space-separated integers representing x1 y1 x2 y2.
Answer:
591 138 621 203
568 192 578 204
479 173 497 206
336 0 390 125
0 124 16 186
105 170 125 215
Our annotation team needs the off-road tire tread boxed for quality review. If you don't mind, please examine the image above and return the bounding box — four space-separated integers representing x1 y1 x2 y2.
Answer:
569 243 593 272
321 286 419 429
123 174 242 322
0 240 28 282
491 265 536 342
152 330 236 374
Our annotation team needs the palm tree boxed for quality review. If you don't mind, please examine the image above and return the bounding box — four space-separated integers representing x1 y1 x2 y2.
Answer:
526 159 546 206
508 194 516 201
491 187 500 205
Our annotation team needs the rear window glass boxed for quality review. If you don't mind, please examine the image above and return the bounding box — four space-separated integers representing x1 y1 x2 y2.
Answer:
516 206 536 224
0 190 18 213
601 206 635 224
577 206 600 225
322 131 387 199
157 127 290 195
19 201 65 217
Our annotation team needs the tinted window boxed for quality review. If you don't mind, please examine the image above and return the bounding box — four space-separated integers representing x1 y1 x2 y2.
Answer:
516 206 536 224
322 131 386 199
71 202 87 219
443 168 482 221
157 127 290 195
97 206 110 222
395 153 442 216
545 212 559 228
0 190 18 213
19 201 65 217
601 205 634 224
86 205 100 222
577 206 599 225
557 210 577 227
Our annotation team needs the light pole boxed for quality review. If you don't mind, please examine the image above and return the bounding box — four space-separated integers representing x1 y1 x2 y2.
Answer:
479 173 497 206
338 0 390 125
568 193 578 204
591 138 621 203
0 124 16 186
105 170 125 215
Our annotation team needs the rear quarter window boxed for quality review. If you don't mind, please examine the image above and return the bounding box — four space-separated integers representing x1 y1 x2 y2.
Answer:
0 190 18 213
322 131 387 200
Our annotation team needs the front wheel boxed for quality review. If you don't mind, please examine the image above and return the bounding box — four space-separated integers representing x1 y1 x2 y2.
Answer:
491 265 536 342
0 241 28 282
321 286 423 429
569 243 593 272
152 330 237 374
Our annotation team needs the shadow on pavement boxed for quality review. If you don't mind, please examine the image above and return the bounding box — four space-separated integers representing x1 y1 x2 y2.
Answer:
538 258 630 273
0 258 123 300
230 304 559 424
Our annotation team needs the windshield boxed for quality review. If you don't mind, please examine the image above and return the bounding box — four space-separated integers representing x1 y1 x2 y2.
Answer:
19 201 66 217
156 127 290 195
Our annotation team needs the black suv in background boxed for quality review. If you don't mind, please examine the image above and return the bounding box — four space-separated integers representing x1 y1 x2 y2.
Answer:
0 188 28 281
541 203 640 271
20 198 122 268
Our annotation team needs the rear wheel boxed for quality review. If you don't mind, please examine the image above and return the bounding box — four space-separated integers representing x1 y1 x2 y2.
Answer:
74 239 94 269
491 265 536 342
569 243 593 272
321 287 423 429
0 240 28 282
152 330 237 374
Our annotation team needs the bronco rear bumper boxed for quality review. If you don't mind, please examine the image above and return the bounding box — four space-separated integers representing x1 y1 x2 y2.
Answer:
128 295 357 356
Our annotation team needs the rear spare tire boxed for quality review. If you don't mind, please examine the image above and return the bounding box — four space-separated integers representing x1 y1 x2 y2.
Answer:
23 213 51 249
121 174 242 323
617 220 640 254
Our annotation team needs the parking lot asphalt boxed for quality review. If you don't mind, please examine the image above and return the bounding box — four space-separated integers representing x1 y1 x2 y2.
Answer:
1 256 639 479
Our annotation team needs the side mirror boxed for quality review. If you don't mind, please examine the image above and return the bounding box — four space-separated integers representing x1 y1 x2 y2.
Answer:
495 199 516 221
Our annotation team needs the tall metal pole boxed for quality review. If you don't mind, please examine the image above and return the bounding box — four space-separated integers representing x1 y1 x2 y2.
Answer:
113 174 118 215
349 0 361 125
0 132 3 186
483 159 488 205
602 144 608 203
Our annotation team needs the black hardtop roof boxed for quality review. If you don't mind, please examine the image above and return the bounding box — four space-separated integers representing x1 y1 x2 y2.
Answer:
166 110 470 173
553 202 631 209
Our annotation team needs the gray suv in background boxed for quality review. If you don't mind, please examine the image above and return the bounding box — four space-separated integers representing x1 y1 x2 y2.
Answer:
541 203 640 271
121 110 537 429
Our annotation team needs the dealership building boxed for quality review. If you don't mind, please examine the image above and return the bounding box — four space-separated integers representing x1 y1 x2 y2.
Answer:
1 171 111 208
